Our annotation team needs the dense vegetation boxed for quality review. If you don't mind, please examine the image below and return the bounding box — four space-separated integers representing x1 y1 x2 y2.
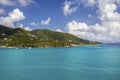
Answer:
0 24 99 48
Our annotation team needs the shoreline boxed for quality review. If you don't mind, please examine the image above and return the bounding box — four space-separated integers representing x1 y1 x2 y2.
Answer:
0 44 101 49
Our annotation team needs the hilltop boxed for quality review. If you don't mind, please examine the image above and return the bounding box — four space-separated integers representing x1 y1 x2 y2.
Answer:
0 25 99 48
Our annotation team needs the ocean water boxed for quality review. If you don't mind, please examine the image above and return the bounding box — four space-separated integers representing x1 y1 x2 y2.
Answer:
0 45 120 80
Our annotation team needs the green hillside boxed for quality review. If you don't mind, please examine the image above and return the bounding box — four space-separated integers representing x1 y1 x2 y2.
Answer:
0 25 99 48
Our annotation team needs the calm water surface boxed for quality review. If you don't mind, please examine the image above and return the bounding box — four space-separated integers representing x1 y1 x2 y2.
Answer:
0 45 120 80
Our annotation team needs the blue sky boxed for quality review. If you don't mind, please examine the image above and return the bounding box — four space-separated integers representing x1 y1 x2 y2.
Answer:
0 0 120 43
0 0 98 30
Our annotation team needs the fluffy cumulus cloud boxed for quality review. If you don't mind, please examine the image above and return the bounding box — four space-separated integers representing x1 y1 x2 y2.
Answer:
18 23 24 28
66 0 120 43
17 24 32 31
30 18 52 26
24 27 32 31
63 0 79 15
66 21 120 43
41 18 51 25
0 8 25 27
0 0 34 7
30 22 39 26
56 29 63 32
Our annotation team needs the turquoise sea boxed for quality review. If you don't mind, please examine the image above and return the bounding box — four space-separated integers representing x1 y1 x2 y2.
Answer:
0 45 120 80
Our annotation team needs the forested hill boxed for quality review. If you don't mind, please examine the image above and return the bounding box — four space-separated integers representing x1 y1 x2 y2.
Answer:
0 24 99 48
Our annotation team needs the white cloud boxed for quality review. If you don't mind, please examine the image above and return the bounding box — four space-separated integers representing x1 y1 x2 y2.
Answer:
56 29 63 32
63 1 78 15
0 8 5 14
24 27 32 31
80 0 120 22
87 0 96 6
0 0 34 7
17 23 32 31
65 0 120 43
30 22 39 26
18 23 24 28
0 8 26 27
17 0 34 7
99 3 120 21
81 0 96 7
41 18 51 25
66 20 120 43
0 0 15 6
